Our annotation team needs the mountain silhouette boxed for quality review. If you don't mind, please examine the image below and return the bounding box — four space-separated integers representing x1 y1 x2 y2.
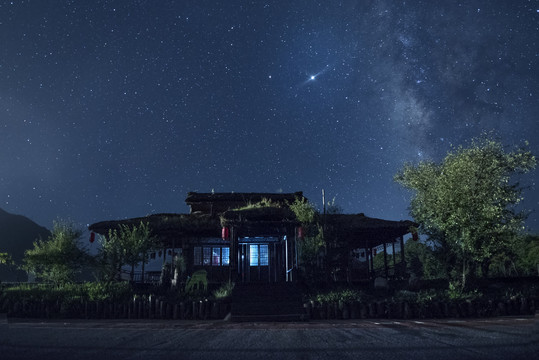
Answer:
0 208 50 282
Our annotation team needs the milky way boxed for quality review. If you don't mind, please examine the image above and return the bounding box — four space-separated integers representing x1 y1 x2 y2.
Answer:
1 0 538 232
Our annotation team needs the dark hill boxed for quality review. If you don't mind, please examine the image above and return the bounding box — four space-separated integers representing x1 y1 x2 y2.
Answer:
0 208 50 282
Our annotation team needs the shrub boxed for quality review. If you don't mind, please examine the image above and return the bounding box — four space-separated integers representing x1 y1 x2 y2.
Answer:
212 282 234 299
310 289 364 304
84 281 133 302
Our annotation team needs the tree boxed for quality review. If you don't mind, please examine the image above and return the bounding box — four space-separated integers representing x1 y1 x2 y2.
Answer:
97 222 157 282
0 253 14 266
395 137 536 287
22 222 90 285
514 234 539 276
288 197 326 282
489 234 539 277
403 239 445 279
0 252 15 280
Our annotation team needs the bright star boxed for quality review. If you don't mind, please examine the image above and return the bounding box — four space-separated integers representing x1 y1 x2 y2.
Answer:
299 64 333 87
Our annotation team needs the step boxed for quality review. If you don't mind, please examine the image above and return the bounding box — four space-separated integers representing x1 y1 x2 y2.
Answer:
230 282 306 322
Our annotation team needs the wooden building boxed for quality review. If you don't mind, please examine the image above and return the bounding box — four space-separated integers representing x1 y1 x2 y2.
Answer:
88 192 416 284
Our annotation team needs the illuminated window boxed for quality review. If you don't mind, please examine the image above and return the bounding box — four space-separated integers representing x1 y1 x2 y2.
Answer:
203 247 211 265
250 245 259 266
194 247 202 266
259 245 268 266
222 247 230 266
212 247 221 266
195 246 229 267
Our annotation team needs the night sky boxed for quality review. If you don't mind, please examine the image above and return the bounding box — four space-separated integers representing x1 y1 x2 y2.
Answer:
1 1 538 233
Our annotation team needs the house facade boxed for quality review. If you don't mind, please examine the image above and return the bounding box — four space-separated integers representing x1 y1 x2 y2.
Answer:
88 192 416 284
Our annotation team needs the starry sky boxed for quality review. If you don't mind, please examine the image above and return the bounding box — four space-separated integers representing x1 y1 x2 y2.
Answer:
1 0 538 233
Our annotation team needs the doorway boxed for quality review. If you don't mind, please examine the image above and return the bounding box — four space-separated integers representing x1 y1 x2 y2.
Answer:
238 239 282 282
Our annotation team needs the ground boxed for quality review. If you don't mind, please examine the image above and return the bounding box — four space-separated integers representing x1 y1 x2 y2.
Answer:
1 316 537 359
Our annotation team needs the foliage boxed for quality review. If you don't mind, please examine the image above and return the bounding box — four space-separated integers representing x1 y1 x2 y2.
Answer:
395 136 536 287
392 290 419 303
97 221 158 282
310 288 365 304
0 253 16 282
212 281 235 299
0 282 133 304
392 287 484 305
83 281 132 302
288 197 326 281
513 234 539 275
372 251 386 270
325 197 343 215
288 196 317 224
299 225 325 262
0 252 14 266
403 239 445 279
173 254 187 285
489 234 539 277
21 222 91 285
235 198 281 211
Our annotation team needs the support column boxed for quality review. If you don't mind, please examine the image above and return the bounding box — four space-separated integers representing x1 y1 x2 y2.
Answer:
229 226 237 282
383 241 388 279
294 229 298 282
285 235 289 282
399 235 406 276
171 237 176 279
392 239 397 269
367 239 374 279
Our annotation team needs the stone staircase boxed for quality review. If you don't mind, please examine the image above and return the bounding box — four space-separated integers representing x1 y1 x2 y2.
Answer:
230 282 306 322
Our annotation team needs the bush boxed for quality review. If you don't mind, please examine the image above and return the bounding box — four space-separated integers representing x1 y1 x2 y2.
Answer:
310 288 365 304
0 282 134 305
212 282 234 299
83 282 133 302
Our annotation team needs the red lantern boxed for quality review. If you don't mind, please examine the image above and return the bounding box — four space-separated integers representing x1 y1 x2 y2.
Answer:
222 227 229 240
297 226 304 239
412 231 419 241
89 232 95 243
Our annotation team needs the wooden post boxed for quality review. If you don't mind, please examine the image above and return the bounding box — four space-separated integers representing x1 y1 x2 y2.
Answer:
294 229 298 282
366 243 374 279
229 226 236 283
162 246 167 266
383 241 388 279
400 235 406 276
285 235 289 281
171 237 176 279
141 252 145 283
391 239 396 268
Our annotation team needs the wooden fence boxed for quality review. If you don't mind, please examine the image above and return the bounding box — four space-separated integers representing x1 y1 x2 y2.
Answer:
2 297 231 320
303 297 536 320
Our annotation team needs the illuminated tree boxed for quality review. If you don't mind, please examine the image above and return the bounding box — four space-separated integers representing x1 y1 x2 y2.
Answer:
98 222 157 282
22 222 90 285
395 137 536 287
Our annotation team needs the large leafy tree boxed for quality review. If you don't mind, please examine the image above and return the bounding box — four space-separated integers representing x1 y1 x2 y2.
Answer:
0 253 14 266
22 222 90 285
288 197 326 282
395 137 535 286
489 234 539 277
97 222 157 282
